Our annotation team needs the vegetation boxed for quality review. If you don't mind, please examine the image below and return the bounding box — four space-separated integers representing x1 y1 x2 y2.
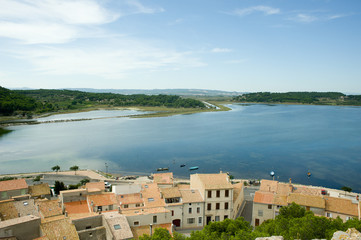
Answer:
233 92 361 105
341 186 352 192
54 181 67 194
141 203 361 240
51 165 60 173
70 165 79 175
0 127 12 137
0 176 17 181
33 175 42 182
0 86 38 116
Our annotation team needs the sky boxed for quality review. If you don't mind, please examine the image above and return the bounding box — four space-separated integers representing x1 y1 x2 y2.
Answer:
0 0 360 93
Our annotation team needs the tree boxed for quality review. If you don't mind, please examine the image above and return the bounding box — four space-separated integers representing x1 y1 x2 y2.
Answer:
51 165 60 173
70 165 79 175
79 178 90 186
341 186 352 192
54 181 67 195
139 228 172 240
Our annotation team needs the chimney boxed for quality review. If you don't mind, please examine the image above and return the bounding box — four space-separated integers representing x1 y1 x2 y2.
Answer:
289 178 292 184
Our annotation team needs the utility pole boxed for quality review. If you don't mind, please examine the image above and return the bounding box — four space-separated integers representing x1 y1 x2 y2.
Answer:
105 163 108 174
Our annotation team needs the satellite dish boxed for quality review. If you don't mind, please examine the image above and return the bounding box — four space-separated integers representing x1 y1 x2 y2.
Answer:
270 171 275 177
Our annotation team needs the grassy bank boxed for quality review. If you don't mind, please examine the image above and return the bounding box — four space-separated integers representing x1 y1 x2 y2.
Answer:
0 127 12 137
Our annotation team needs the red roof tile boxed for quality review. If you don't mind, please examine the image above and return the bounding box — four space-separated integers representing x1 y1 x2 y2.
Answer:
0 179 28 192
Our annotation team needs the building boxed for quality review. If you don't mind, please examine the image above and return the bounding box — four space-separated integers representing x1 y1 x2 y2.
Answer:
325 196 359 221
0 179 28 201
190 173 233 224
28 183 51 199
180 189 204 229
0 215 41 240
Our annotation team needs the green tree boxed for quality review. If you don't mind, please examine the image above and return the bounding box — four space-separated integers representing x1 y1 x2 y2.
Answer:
139 228 172 240
70 165 79 175
54 181 67 195
79 178 90 186
51 165 60 173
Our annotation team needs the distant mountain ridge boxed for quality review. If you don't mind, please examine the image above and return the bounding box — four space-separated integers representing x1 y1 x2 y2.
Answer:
64 88 243 96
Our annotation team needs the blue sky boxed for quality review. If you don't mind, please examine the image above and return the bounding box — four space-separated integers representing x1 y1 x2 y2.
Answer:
0 0 360 92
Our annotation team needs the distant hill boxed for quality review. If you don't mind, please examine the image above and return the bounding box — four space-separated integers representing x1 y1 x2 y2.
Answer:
65 88 243 96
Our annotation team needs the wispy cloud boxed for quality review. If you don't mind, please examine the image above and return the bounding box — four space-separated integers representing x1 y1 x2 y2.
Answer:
293 14 318 23
125 0 165 14
233 5 280 17
289 12 348 23
211 48 232 53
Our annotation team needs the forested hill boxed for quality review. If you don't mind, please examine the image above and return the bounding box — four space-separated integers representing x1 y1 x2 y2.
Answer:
233 92 361 105
0 87 205 116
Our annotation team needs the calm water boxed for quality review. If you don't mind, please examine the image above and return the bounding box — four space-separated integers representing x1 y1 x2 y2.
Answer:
1 104 361 192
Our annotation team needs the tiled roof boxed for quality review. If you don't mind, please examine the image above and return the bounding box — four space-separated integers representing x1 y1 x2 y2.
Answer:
0 215 40 228
0 200 18 221
28 183 51 197
141 183 165 208
88 193 117 207
276 183 292 195
102 212 133 239
153 172 173 185
193 173 233 190
160 187 181 198
86 182 105 192
287 193 325 209
40 217 79 240
118 193 143 205
254 191 274 204
293 186 321 196
273 194 288 206
325 197 358 216
36 199 62 218
131 223 172 239
259 180 278 193
64 201 90 216
0 179 28 192
14 199 40 218
122 207 170 216
180 189 203 203
176 184 190 190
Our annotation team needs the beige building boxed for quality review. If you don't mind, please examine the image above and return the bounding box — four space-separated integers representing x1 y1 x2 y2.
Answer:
153 172 174 188
325 196 359 221
190 173 233 224
232 182 244 219
0 179 28 201
0 215 41 240
180 189 204 229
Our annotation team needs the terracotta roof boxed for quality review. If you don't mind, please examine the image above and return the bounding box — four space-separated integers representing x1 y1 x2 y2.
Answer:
325 197 358 216
153 172 173 185
64 201 90 215
86 182 105 192
141 183 165 208
0 179 28 192
176 184 190 190
102 212 133 239
254 191 274 204
122 207 170 216
14 199 40 218
160 187 181 198
87 193 117 207
259 180 278 193
293 186 321 196
193 173 233 190
0 200 18 221
276 183 292 195
118 193 143 205
36 199 62 218
40 217 79 240
287 193 325 209
131 223 172 239
273 194 288 206
180 189 203 203
28 183 51 198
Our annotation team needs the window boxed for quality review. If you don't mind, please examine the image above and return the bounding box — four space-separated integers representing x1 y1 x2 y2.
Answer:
197 207 200 213
1 192 7 199
109 205 113 210
136 203 141 207
114 224 121 230
207 203 211 211
224 215 228 219
258 210 263 217
134 221 140 226
216 190 220 198
225 202 229 210
306 206 310 211
123 204 129 208
172 210 174 216
189 208 192 214
97 206 102 212
225 190 229 197
148 198 154 202
268 204 272 209
255 219 260 226
198 217 202 224
216 203 220 210
215 216 220 221
153 216 157 223
187 218 195 224
86 226 92 229
346 216 352 221
189 203 192 206
208 191 212 198
21 189 26 195
326 212 333 218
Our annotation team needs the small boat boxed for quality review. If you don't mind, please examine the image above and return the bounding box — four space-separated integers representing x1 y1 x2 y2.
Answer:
180 164 186 167
157 167 169 172
189 166 199 171
307 171 312 178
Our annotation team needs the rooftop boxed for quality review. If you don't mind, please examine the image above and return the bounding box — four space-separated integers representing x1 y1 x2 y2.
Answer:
118 193 143 205
325 196 359 216
0 200 18 221
0 179 28 192
87 193 117 207
64 200 90 216
192 173 233 190
40 217 79 240
36 199 63 218
13 199 40 218
86 181 105 192
180 189 203 203
254 191 275 205
259 180 278 193
141 183 165 208
102 212 133 239
153 172 173 185
121 207 170 216
0 215 40 228
28 183 51 198
160 187 182 199
287 193 325 209
131 223 172 239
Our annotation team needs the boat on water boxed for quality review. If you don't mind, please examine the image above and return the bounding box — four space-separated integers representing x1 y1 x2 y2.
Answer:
180 164 186 167
307 171 312 178
189 166 199 171
157 167 169 172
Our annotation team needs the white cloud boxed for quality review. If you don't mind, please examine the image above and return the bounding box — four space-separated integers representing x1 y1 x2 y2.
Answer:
211 48 232 53
292 14 318 23
234 5 280 17
125 0 165 14
289 12 347 23
12 40 205 79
